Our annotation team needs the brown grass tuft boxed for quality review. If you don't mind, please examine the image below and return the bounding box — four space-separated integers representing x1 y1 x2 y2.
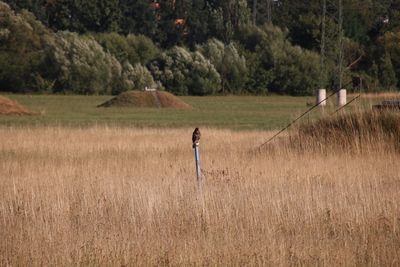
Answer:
0 95 32 115
97 90 191 109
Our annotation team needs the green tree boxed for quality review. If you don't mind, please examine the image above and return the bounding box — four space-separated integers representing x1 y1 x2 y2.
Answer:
92 32 132 63
0 2 50 92
46 0 120 33
45 32 124 94
197 38 247 93
378 31 400 86
126 34 161 65
370 61 379 83
379 53 398 90
236 24 320 95
185 0 211 46
119 62 160 94
119 0 158 37
235 24 275 93
148 46 220 95
210 0 250 43
290 14 320 51
5 0 48 23
93 33 160 65
271 44 320 95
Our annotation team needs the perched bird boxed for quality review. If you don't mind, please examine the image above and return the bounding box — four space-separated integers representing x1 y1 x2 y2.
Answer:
192 128 201 148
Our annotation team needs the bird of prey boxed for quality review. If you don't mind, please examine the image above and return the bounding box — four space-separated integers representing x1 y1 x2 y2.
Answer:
192 128 201 148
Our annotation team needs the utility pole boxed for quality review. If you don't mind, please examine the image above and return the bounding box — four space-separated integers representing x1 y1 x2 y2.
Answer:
267 0 272 24
338 0 343 90
319 0 344 91
252 0 258 25
320 0 326 89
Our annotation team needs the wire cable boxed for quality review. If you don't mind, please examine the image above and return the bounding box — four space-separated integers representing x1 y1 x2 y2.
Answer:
330 94 361 115
257 82 354 150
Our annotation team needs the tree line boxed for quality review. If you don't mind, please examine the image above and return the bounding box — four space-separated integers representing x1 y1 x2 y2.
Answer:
1 0 399 95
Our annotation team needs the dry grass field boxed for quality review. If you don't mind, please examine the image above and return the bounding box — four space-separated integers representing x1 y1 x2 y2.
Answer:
1 121 400 265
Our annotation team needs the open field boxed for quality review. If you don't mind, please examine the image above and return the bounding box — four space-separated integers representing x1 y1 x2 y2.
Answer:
1 94 314 130
1 126 400 265
0 94 392 130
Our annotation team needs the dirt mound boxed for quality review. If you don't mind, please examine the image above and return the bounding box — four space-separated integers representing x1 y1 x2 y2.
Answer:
97 90 191 109
0 96 32 115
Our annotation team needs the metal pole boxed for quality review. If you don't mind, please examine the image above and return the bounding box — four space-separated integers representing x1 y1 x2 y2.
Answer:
194 142 206 227
320 0 326 89
267 0 272 24
194 143 201 181
338 0 344 90
252 0 258 25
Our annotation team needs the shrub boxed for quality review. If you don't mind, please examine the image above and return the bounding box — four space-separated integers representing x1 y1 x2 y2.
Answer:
197 39 247 94
270 42 320 95
118 63 160 94
45 32 123 95
149 46 220 95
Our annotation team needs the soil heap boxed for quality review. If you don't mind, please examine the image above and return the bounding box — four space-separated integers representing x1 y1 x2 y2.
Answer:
98 90 191 109
0 96 32 115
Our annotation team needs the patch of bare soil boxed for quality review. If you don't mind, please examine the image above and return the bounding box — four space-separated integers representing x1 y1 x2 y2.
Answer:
0 96 32 115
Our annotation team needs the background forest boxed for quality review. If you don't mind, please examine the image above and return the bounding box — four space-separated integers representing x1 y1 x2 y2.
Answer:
1 0 399 96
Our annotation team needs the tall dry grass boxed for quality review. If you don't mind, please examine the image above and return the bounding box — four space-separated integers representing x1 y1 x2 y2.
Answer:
289 110 400 154
1 124 400 266
355 92 400 100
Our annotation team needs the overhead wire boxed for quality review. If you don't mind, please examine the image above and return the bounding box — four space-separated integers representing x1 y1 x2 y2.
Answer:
257 81 355 150
330 94 361 115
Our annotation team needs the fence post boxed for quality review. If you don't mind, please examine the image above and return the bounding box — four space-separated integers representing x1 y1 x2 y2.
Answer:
194 143 201 183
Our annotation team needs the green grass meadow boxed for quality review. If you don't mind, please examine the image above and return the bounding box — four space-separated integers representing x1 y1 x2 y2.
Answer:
0 94 379 130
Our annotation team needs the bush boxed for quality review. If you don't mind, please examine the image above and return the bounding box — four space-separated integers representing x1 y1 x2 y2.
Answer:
0 4 160 95
270 42 320 95
118 63 160 94
197 39 247 94
148 46 220 95
45 32 123 94
92 33 160 65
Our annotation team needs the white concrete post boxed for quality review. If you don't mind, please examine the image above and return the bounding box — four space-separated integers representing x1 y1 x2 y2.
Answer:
316 89 327 106
337 89 347 106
